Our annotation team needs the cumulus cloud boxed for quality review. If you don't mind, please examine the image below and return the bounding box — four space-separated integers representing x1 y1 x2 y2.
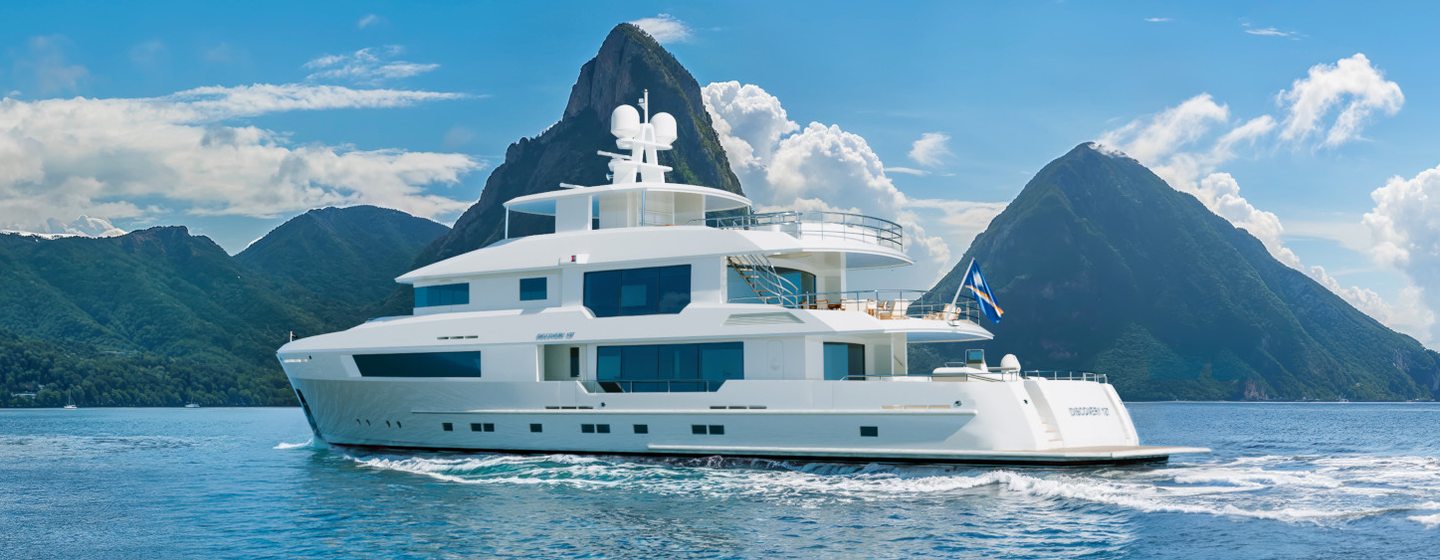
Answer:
0 83 481 233
1363 166 1440 344
11 35 89 94
630 14 692 44
703 81 1004 288
908 132 952 167
1097 59 1428 343
1277 53 1403 147
304 46 440 85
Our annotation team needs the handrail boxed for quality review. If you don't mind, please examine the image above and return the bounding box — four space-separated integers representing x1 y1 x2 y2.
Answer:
1023 370 1109 384
702 211 905 251
730 289 981 322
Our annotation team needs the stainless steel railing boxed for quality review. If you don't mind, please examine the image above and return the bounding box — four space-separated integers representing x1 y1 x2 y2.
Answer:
702 211 905 251
730 289 981 322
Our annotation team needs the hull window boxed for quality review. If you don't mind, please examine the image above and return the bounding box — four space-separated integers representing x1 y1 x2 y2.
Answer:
823 342 866 381
596 342 743 392
584 265 691 317
414 283 469 307
353 351 482 378
519 277 548 301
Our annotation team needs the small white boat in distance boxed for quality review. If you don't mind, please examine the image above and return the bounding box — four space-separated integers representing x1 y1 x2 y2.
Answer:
184 403 201 408
277 92 1206 465
63 395 77 410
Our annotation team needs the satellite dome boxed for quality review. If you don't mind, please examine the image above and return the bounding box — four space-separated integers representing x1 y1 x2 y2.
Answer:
650 112 677 146
1000 354 1021 372
610 104 641 139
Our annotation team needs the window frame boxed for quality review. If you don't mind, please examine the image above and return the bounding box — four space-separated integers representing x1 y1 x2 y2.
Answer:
414 283 470 307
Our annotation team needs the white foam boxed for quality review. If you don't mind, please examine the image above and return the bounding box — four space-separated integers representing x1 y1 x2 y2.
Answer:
340 452 1440 525
273 438 314 450
1409 513 1440 529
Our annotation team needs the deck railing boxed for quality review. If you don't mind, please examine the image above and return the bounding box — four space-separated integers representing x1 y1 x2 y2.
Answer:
702 211 905 251
730 289 981 322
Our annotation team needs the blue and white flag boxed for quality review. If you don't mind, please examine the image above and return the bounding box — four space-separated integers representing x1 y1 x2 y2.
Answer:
954 259 1004 324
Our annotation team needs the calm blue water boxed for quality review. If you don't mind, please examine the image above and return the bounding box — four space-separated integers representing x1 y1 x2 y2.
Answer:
2 403 1437 559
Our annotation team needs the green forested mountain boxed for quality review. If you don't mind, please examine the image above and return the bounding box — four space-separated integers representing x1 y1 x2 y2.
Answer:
237 205 448 328
915 143 1440 401
0 206 445 407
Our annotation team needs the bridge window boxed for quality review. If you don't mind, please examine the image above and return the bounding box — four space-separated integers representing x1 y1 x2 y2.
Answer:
519 277 548 301
415 283 469 307
584 265 690 317
596 341 742 392
353 351 482 378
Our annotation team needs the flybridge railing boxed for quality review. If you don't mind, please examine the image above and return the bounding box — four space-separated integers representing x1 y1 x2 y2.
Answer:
701 211 905 251
730 289 982 322
1023 371 1109 384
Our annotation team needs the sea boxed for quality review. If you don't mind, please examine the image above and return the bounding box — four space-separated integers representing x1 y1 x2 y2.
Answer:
1 403 1437 559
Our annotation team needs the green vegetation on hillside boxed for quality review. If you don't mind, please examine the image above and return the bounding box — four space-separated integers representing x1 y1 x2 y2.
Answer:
915 143 1440 401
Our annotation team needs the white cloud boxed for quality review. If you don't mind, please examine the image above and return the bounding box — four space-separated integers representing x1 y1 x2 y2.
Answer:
1144 17 1172 23
304 46 439 85
885 166 929 176
703 82 1004 289
1243 24 1301 39
1277 53 1403 147
1363 165 1440 345
0 83 481 233
357 14 385 29
12 35 89 94
908 132 952 168
630 14 693 44
700 81 797 168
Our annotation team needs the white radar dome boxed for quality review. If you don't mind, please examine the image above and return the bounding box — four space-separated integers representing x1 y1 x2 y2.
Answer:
650 112 677 145
1000 354 1021 372
610 104 641 139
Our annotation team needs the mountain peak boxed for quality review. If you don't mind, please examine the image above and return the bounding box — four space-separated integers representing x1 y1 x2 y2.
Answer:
920 145 1440 400
413 23 741 267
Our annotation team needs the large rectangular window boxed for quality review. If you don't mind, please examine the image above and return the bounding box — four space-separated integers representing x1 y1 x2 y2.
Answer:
414 283 469 307
823 342 865 380
519 277 548 301
584 265 691 317
353 351 482 378
596 341 742 392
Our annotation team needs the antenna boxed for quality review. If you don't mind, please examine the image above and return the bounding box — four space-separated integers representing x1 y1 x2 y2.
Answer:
639 89 650 123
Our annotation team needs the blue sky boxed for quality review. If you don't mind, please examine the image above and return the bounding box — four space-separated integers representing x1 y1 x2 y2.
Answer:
0 1 1436 346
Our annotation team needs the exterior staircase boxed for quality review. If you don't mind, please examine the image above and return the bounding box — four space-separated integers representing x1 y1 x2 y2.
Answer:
727 254 802 308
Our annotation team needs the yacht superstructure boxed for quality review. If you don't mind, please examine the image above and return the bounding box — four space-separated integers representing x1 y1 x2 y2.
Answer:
278 93 1205 464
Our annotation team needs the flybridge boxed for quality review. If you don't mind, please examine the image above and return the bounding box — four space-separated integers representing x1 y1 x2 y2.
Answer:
499 91 908 258
502 90 753 236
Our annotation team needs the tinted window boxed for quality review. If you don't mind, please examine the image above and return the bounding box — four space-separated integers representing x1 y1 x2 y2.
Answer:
415 283 469 307
596 342 742 392
823 343 865 380
519 277 547 301
584 265 691 317
353 351 482 378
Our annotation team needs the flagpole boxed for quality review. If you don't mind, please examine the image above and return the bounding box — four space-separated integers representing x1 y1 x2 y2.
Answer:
949 258 975 312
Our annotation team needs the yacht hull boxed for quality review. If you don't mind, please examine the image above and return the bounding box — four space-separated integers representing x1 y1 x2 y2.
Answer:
286 369 1206 465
